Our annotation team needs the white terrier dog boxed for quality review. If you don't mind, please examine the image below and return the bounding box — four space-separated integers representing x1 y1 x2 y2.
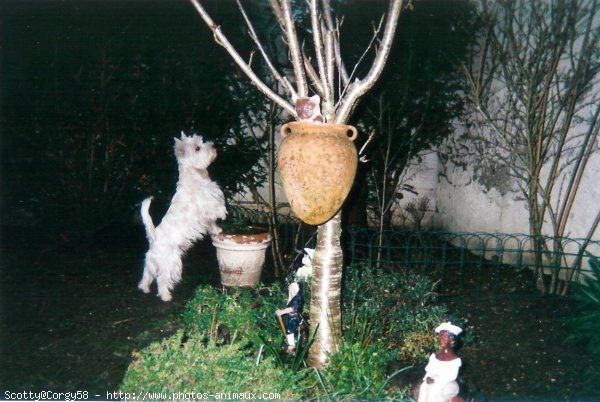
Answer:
138 132 227 301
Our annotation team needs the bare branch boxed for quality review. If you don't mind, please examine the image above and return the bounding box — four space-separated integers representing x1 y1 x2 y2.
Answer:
556 101 600 236
337 14 385 105
189 0 296 117
358 129 376 162
324 29 335 115
235 0 296 96
333 21 349 88
303 55 325 96
334 0 404 123
309 0 331 104
321 0 349 88
280 0 308 96
269 0 286 29
320 0 335 32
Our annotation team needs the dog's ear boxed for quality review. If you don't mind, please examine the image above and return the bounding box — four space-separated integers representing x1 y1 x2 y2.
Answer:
180 131 188 139
174 137 185 158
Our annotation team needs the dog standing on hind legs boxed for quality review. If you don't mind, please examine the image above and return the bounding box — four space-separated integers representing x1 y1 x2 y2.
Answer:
139 132 227 301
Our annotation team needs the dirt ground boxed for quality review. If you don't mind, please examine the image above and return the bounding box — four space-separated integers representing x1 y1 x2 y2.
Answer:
450 294 598 400
1 227 598 400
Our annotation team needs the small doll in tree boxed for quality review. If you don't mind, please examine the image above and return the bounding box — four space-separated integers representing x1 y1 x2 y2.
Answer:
292 94 324 123
276 282 304 353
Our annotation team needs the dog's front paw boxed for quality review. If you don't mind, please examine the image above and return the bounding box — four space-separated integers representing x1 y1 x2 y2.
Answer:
210 225 223 235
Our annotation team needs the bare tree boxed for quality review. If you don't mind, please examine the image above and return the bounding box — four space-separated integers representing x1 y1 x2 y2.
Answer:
460 0 600 294
189 0 404 369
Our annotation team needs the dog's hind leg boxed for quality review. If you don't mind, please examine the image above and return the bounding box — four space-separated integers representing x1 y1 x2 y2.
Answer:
156 256 183 302
138 257 155 294
138 273 152 294
157 279 173 302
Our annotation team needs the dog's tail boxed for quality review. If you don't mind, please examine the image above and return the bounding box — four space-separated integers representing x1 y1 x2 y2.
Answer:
141 197 156 243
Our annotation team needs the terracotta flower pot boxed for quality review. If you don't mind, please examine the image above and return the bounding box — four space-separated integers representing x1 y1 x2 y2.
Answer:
278 121 358 225
211 227 272 288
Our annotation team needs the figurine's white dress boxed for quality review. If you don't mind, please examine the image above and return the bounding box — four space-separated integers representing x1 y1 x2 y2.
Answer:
417 353 462 402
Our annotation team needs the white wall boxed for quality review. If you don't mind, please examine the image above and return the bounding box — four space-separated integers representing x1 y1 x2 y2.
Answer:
433 155 529 234
431 143 600 241
389 150 440 228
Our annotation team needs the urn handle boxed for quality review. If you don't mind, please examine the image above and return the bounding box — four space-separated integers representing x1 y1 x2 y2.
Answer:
345 126 358 141
280 122 358 142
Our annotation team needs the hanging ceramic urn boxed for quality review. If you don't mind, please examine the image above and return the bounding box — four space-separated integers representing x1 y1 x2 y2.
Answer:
278 121 358 225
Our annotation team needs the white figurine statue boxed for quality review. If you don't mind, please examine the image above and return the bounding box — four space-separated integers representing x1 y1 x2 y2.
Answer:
417 322 465 402
294 248 314 282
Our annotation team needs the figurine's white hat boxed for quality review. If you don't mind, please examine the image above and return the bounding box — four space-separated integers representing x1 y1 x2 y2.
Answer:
288 282 300 302
435 321 462 336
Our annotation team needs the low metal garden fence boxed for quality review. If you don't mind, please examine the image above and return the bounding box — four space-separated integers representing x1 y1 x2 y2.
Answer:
345 227 598 300
228 205 598 300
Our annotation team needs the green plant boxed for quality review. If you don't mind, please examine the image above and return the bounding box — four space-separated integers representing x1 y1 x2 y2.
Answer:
319 332 410 400
405 197 431 231
217 216 269 235
564 254 600 356
181 285 283 348
121 330 305 398
123 284 312 397
123 268 455 398
259 324 318 373
343 263 452 361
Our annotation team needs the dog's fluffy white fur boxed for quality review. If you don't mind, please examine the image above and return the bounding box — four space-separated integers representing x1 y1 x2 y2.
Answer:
138 132 227 301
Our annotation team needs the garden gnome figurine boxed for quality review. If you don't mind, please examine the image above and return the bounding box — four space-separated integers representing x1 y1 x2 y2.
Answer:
275 282 304 353
417 322 465 402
